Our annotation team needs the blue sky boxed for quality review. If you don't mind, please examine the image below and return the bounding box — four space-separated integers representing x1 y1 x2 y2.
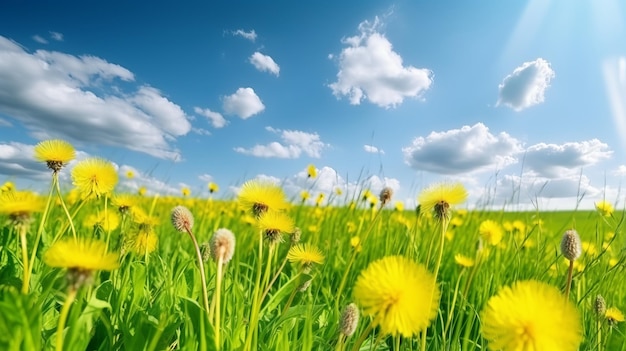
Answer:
1 0 625 210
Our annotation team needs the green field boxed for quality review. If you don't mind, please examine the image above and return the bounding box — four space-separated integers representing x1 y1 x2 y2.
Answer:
0 174 624 351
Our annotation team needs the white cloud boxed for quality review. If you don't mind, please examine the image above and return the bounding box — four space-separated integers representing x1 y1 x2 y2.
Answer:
249 52 280 76
198 174 213 183
403 123 522 174
363 144 384 154
50 32 63 41
222 87 265 119
523 139 612 178
614 165 626 176
329 17 433 108
0 35 193 160
231 29 257 42
497 58 555 111
33 35 48 44
0 142 48 180
117 165 181 196
234 126 328 159
194 107 227 128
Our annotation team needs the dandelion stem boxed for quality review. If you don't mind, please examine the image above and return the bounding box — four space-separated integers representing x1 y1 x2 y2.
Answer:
19 227 30 294
28 175 56 291
55 175 77 240
55 288 77 351
184 224 210 315
261 252 289 303
214 253 224 350
565 259 574 300
350 319 375 351
243 230 264 351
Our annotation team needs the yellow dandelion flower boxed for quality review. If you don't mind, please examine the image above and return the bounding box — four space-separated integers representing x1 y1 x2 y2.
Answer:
238 179 288 217
125 170 135 179
315 193 325 206
479 220 503 246
595 200 614 217
126 226 158 256
71 158 118 199
208 182 219 194
138 186 147 196
112 194 136 214
512 220 526 233
418 182 467 221
34 139 76 172
257 210 294 243
44 238 119 271
394 201 404 212
83 211 120 232
287 243 324 268
181 187 191 197
609 258 618 268
582 241 597 257
307 164 317 179
335 187 343 196
1 181 15 192
353 256 439 337
300 190 310 202
605 307 625 325
0 191 44 223
481 280 582 351
454 253 474 268
361 189 373 202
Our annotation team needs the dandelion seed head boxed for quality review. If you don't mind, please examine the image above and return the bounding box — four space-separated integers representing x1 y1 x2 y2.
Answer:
340 303 359 337
210 228 236 264
561 229 582 261
171 205 194 232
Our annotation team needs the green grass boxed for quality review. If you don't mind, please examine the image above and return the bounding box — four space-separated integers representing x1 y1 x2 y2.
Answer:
0 191 625 351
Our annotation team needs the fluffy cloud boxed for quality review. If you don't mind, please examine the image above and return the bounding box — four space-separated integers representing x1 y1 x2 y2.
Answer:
363 144 384 154
329 17 433 108
231 29 257 42
234 126 328 158
523 139 612 178
222 87 265 119
403 123 522 174
0 36 192 160
50 32 63 41
194 107 227 128
117 165 182 196
0 142 49 180
497 58 555 111
249 52 280 76
32 35 47 44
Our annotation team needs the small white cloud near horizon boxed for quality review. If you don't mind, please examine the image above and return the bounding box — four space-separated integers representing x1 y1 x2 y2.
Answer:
329 16 433 108
234 126 328 159
249 52 280 76
194 107 227 128
614 165 626 176
497 58 555 111
363 144 384 154
403 123 522 174
231 29 257 42
223 87 265 119
523 139 612 178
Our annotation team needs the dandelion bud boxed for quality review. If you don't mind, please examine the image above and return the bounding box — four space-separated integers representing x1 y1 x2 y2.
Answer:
339 303 359 337
298 279 312 292
200 242 211 262
379 187 393 206
595 294 607 316
171 206 194 232
210 228 236 264
560 229 582 261
291 227 302 246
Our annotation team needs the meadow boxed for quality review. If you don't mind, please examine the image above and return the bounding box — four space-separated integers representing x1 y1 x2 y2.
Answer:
0 139 624 351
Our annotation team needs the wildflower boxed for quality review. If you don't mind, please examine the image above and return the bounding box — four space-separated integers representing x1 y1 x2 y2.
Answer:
379 187 393 207
44 238 119 288
300 190 310 202
394 201 404 212
315 193 325 206
171 206 194 232
353 256 439 337
126 170 135 179
307 164 317 178
238 179 288 217
595 295 607 316
112 194 136 214
582 241 598 257
181 187 191 197
350 236 362 252
335 187 343 196
210 228 236 264
454 253 475 268
71 158 118 199
339 303 359 337
138 186 147 196
367 195 378 208
257 210 295 244
125 225 158 256
605 307 625 325
287 243 324 271
418 182 467 221
34 139 76 172
481 280 582 351
208 182 219 194
361 189 373 202
1 181 15 192
561 230 582 261
84 211 120 232
0 190 44 226
595 200 614 217
479 220 503 246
